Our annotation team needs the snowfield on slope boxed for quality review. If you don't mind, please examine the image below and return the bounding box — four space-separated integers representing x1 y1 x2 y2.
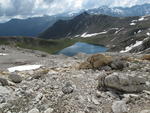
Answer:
81 31 107 38
120 41 143 53
8 65 42 72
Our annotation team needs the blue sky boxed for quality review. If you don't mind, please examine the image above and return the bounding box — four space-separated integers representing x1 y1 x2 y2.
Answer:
0 0 150 22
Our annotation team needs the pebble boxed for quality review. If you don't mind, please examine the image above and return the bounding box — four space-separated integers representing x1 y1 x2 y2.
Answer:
62 82 74 94
0 95 5 103
112 100 128 113
28 108 39 113
92 96 99 105
140 110 150 113
44 108 54 113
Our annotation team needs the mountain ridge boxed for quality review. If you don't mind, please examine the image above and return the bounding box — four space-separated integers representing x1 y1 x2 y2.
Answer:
39 12 139 39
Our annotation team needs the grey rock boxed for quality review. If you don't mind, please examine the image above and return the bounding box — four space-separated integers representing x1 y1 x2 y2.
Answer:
62 82 74 94
0 95 5 103
44 108 54 113
1 47 5 50
0 78 8 86
98 72 148 93
8 74 22 83
112 100 128 113
140 110 150 113
101 66 112 71
28 108 39 113
31 74 42 80
110 59 128 70
35 93 43 103
0 86 11 94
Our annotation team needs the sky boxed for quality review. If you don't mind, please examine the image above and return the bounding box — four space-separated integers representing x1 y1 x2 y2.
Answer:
0 0 150 22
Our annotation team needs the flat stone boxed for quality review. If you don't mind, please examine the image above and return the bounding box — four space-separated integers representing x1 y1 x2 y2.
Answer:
112 100 128 113
28 108 39 113
0 86 11 94
140 110 150 113
44 108 54 113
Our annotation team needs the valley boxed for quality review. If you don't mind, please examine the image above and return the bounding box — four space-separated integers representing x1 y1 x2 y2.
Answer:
0 2 150 113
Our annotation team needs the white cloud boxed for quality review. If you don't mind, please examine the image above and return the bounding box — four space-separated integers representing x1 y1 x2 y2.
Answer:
0 0 150 22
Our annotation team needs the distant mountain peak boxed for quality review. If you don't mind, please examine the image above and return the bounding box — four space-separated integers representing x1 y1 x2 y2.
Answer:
87 3 150 17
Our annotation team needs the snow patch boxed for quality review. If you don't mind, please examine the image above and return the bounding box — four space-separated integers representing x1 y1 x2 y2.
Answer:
130 23 136 26
120 41 143 53
131 20 138 22
138 17 145 21
147 32 150 36
0 53 8 56
112 9 123 14
137 30 142 33
8 65 42 72
115 28 124 34
75 35 80 37
81 31 107 38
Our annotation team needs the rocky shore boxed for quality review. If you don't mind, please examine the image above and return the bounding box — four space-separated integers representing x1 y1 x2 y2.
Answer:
0 45 150 113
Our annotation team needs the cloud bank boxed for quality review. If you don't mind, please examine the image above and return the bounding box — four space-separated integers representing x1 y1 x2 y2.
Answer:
0 0 150 22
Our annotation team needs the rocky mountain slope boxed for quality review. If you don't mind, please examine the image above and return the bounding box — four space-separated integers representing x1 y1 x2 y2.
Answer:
39 12 150 53
0 46 150 113
39 12 138 39
0 15 71 37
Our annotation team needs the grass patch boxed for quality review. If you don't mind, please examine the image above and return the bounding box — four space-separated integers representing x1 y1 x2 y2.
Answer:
0 36 107 54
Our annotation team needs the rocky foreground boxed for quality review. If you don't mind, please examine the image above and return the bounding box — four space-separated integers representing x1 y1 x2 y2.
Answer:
0 45 150 113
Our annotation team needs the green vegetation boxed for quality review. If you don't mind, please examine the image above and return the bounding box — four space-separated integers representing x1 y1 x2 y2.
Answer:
0 36 108 54
15 39 77 54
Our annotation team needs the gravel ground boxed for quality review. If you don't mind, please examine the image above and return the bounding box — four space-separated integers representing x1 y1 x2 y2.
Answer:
0 45 150 113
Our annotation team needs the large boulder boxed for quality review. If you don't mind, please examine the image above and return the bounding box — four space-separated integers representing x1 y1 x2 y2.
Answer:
141 54 150 61
87 54 113 68
79 54 113 69
98 72 148 93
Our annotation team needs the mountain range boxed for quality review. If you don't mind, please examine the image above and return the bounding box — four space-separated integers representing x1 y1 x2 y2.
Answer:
87 3 150 17
0 15 71 37
0 4 150 37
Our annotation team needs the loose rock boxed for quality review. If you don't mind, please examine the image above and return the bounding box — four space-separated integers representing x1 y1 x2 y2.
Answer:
98 72 148 93
140 110 150 113
0 78 8 86
110 59 128 70
44 108 54 113
28 108 39 113
79 54 113 69
62 82 74 94
112 100 128 113
8 73 22 83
